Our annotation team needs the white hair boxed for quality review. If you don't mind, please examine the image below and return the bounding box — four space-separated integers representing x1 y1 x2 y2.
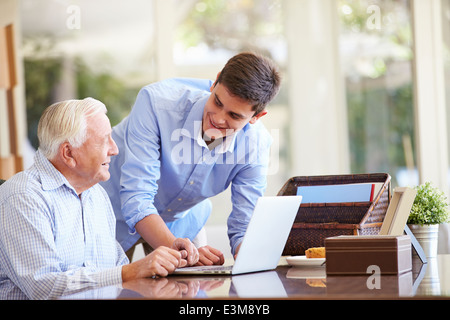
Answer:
37 97 107 160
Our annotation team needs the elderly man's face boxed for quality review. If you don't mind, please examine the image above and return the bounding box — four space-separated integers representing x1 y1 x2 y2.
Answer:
71 112 118 187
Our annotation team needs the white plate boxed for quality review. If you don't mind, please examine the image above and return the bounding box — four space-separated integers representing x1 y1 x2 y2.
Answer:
286 255 325 266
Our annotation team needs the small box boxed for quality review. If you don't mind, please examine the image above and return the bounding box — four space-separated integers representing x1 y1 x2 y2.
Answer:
325 235 412 275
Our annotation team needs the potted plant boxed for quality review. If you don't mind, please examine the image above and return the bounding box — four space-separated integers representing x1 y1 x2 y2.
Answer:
407 182 450 258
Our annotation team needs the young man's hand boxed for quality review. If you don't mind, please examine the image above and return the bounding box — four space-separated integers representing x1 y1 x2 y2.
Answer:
196 245 225 266
172 238 199 266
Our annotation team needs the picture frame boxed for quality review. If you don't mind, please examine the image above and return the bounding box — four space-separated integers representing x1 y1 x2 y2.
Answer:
379 187 416 236
379 187 427 263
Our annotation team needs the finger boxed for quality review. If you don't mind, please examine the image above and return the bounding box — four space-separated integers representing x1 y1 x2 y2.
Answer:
178 258 187 268
197 254 214 266
183 240 199 266
173 239 199 266
169 247 188 268
195 261 204 266
187 244 199 265
218 252 225 265
208 247 225 265
150 258 170 278
179 249 188 259
215 249 225 264
187 247 199 266
199 246 224 265
164 248 184 268
152 248 183 275
154 264 170 277
197 248 213 265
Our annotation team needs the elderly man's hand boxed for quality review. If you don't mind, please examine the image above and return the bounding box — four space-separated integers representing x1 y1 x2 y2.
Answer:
122 246 185 280
172 238 199 266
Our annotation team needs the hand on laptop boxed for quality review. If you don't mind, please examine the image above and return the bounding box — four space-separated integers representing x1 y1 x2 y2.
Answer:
122 246 186 280
172 238 199 266
196 245 225 266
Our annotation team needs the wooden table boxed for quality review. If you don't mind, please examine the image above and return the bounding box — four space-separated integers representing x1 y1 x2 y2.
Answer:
62 254 450 300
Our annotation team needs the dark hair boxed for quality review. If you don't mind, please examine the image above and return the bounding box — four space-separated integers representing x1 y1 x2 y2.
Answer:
216 52 281 115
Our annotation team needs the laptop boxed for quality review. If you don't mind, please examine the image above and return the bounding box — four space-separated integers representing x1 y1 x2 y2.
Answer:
173 195 302 275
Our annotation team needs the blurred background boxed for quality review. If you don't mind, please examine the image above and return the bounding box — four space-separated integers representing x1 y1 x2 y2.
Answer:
1 0 450 257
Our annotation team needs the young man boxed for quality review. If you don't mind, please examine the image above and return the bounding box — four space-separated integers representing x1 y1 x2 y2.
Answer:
0 98 197 300
101 52 281 265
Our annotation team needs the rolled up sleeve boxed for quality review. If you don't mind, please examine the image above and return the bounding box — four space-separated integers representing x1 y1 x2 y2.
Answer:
227 133 272 255
119 88 162 233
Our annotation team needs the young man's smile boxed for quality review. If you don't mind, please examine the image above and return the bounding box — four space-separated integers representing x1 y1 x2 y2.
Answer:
202 81 267 145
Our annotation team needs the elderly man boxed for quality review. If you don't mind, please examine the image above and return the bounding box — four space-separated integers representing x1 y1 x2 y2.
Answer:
0 98 198 300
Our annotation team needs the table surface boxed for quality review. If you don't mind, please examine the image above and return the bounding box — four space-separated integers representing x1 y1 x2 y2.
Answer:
62 254 450 300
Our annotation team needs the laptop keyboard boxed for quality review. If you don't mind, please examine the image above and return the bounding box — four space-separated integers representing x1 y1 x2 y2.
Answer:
183 265 233 272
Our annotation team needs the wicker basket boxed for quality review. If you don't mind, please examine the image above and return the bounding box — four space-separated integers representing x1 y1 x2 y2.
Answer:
278 173 391 256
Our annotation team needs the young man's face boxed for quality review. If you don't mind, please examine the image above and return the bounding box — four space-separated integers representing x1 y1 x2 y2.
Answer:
202 81 267 144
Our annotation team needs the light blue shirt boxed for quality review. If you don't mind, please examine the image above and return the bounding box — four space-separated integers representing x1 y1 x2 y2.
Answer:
101 78 272 255
0 151 128 300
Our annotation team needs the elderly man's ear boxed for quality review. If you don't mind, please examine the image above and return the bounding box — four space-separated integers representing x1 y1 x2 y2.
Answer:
59 143 77 168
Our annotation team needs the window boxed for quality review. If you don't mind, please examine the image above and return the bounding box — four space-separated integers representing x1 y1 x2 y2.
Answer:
338 0 416 187
443 0 450 192
0 23 21 179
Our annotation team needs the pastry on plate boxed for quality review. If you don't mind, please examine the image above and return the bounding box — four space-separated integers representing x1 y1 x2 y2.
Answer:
305 247 325 259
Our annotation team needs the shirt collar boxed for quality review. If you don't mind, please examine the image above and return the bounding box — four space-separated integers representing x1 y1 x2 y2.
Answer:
34 149 77 193
195 124 236 154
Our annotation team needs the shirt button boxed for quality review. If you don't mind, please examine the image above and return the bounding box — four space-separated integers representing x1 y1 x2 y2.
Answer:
178 198 182 201
167 208 172 212
189 180 194 185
